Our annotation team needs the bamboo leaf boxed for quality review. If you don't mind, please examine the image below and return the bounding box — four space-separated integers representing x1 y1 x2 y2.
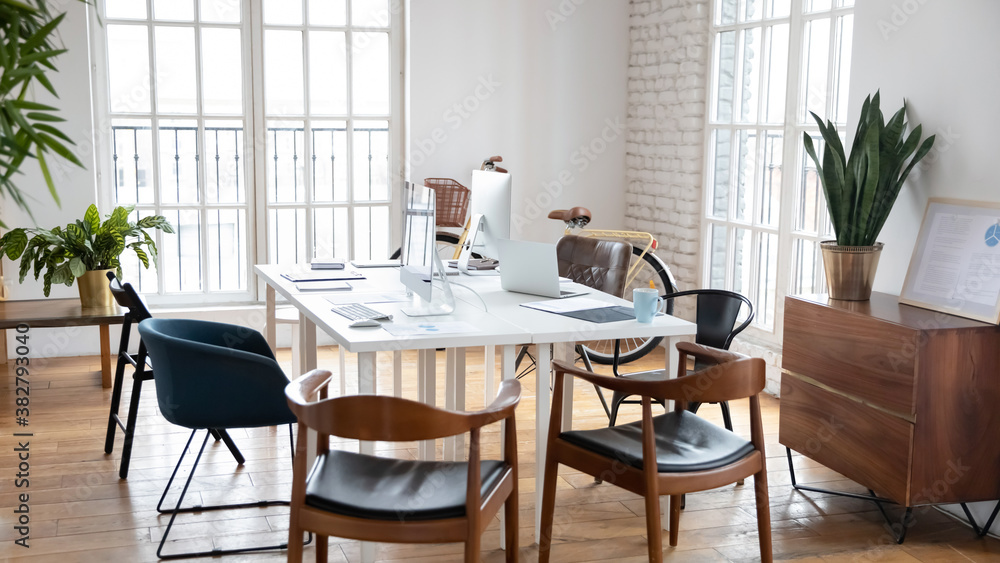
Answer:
36 145 59 205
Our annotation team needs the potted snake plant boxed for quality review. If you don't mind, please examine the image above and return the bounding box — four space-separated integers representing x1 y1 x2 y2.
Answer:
803 91 936 300
0 204 173 307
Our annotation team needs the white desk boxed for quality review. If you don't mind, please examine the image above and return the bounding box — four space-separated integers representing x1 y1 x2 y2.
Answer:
255 264 697 543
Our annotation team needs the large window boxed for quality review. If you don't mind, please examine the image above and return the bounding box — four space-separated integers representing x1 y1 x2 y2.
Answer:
703 0 852 337
92 0 401 303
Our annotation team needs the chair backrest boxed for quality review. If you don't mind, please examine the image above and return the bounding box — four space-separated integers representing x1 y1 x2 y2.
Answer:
138 318 294 429
106 272 152 322
664 289 754 349
556 235 632 298
286 371 521 442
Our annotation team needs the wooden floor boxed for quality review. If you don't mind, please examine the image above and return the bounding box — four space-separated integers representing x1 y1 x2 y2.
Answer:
2 346 998 562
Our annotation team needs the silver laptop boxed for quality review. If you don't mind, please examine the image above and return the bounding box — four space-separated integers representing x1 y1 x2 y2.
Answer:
497 239 588 299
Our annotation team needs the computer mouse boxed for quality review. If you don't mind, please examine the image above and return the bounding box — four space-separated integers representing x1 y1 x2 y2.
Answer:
348 319 382 328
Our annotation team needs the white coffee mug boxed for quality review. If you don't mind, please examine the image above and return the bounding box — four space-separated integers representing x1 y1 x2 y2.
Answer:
633 288 665 323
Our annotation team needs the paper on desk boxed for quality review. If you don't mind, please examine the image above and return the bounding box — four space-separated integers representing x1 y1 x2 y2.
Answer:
326 293 409 305
520 296 617 314
380 321 481 337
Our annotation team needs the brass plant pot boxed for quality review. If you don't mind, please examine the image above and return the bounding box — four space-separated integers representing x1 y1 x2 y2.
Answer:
77 269 115 308
820 241 883 301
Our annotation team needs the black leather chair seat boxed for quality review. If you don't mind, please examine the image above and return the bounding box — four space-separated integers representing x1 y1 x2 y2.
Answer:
305 450 508 521
560 410 754 472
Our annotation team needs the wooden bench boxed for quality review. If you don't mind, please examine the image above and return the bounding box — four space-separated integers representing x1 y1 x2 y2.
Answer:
0 299 123 388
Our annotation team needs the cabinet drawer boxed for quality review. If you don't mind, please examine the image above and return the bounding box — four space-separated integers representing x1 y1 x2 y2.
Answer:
780 374 913 505
783 297 916 417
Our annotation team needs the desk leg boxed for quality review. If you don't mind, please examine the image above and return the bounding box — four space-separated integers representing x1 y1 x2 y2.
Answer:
554 342 575 432
393 350 402 398
100 325 112 388
338 346 347 397
297 312 316 375
443 348 466 462
358 351 376 457
265 285 277 353
499 344 515 551
665 336 680 412
417 349 436 460
534 342 552 542
484 344 496 405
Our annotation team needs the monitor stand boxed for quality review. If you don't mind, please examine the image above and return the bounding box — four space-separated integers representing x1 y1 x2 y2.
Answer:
400 251 456 317
457 214 498 276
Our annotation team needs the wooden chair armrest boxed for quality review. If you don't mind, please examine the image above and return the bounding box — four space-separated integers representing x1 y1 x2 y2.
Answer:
285 369 335 413
676 341 746 366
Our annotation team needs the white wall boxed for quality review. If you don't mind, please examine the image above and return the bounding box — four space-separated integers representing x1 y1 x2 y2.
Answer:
408 0 629 243
850 0 1000 535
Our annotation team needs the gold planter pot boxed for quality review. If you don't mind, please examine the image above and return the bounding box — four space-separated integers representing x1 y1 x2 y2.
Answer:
820 241 883 301
77 269 115 308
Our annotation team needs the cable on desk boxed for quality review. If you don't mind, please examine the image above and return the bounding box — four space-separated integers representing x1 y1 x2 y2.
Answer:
434 279 488 312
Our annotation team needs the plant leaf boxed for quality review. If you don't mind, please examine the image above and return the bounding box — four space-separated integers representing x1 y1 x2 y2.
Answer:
68 256 85 277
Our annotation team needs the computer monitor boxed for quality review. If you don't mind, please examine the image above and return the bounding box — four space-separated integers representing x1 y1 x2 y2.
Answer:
458 170 512 273
399 181 455 316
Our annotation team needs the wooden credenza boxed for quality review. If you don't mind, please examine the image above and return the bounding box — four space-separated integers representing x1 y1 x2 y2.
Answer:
780 292 1000 507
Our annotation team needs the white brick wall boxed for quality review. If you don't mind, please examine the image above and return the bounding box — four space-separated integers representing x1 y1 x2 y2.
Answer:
626 0 710 319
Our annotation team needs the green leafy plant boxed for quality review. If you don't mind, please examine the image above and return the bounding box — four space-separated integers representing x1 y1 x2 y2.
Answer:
0 204 173 296
803 91 936 247
0 0 84 225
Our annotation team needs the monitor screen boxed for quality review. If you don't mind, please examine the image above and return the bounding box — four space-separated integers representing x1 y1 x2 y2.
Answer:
400 181 436 302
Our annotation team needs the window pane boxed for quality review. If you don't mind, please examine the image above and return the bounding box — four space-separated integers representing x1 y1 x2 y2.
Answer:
353 122 389 201
314 207 350 259
737 28 761 123
107 25 151 113
767 0 790 18
716 0 737 25
353 206 390 260
267 123 306 203
264 0 302 25
269 208 308 264
352 32 390 115
201 0 241 23
764 24 788 124
759 131 782 227
202 28 244 115
309 32 348 115
791 238 824 295
755 232 778 329
207 209 247 291
158 121 200 204
312 123 348 202
153 0 193 21
805 0 833 12
161 209 203 292
106 0 146 19
714 30 736 122
352 0 389 27
741 0 761 22
710 129 732 218
708 223 728 289
310 0 347 25
735 129 756 222
733 227 751 295
833 15 853 123
154 27 197 114
801 18 831 122
120 209 159 292
111 120 155 204
204 122 245 204
797 134 823 234
265 30 305 115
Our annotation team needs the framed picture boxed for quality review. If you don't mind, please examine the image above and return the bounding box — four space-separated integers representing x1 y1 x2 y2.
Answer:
899 198 1000 323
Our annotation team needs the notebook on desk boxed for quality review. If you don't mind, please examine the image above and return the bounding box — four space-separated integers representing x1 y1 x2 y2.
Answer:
281 268 365 283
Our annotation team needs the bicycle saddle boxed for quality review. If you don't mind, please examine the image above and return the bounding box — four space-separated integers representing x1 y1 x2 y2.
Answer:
548 207 592 226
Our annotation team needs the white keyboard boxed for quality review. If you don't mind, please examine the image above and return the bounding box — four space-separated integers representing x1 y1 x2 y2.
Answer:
331 303 392 322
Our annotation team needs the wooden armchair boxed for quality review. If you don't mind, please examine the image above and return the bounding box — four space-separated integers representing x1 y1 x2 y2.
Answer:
538 343 772 563
284 371 521 563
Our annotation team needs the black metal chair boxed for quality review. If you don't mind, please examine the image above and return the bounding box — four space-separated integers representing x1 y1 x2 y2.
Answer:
138 318 306 559
607 289 754 428
103 272 244 479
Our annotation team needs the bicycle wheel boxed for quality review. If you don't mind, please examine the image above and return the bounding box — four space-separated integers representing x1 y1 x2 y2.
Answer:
582 247 678 365
390 232 463 261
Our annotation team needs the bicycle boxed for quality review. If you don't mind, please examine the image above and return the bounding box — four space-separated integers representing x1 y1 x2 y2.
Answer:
548 206 679 364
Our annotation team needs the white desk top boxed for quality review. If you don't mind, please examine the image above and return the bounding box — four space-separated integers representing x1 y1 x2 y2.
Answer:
255 263 696 352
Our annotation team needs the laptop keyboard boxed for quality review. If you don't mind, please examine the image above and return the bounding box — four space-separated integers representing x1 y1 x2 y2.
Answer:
331 303 393 322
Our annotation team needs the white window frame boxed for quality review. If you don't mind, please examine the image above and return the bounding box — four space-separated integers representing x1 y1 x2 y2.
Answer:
89 0 404 306
702 0 853 343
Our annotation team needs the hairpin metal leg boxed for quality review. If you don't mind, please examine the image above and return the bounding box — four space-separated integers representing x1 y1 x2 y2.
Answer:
960 501 1000 537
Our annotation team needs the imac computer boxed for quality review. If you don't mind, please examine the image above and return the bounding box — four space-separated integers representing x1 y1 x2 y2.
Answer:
399 181 455 316
457 170 512 274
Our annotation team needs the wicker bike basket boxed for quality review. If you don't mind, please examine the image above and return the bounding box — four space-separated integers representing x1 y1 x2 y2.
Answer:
424 178 470 228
